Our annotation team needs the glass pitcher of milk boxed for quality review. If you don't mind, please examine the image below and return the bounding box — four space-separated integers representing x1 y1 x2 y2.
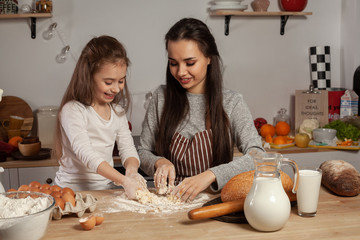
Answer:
244 151 299 232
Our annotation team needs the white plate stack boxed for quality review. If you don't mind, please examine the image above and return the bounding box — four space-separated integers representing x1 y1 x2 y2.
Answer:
210 0 248 11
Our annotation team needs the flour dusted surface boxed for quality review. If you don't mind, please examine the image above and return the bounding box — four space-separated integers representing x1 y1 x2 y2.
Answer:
100 189 210 214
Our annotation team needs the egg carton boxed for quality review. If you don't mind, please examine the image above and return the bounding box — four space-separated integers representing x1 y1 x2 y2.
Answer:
52 193 97 220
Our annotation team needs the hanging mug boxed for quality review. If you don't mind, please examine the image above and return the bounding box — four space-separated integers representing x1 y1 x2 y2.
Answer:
2 115 24 130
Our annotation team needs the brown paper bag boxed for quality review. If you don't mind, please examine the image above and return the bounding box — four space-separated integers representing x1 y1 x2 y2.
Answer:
295 90 329 132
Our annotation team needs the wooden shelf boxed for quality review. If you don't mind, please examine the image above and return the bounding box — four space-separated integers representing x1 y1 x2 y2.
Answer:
0 13 52 39
209 11 312 36
0 13 52 19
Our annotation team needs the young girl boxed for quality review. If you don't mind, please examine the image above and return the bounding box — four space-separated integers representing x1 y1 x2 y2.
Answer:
54 35 146 199
138 18 264 201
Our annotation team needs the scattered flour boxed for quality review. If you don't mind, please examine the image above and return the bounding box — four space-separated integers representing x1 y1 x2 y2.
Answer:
100 189 210 214
0 195 49 218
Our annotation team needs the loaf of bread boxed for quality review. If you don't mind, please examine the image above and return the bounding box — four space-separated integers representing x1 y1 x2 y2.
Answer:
320 160 360 197
221 170 294 202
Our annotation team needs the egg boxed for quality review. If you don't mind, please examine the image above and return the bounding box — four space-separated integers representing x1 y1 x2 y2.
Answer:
40 188 52 195
54 197 65 210
18 184 29 191
29 181 41 188
79 215 96 230
50 185 62 192
40 183 51 190
61 187 75 197
51 191 62 198
62 192 76 207
28 187 41 192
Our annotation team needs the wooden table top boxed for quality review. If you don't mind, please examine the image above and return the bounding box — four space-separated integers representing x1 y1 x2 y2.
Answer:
44 187 360 240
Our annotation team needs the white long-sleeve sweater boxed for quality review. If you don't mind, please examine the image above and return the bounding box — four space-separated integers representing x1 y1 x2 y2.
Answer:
55 101 139 191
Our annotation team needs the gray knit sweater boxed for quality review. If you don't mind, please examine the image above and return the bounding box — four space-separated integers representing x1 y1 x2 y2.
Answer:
138 85 264 191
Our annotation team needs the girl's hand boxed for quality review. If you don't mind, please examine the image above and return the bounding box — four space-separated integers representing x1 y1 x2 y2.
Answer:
172 170 216 202
121 174 148 200
154 158 176 193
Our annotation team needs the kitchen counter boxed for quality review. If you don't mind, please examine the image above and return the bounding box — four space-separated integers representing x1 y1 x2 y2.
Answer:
44 187 360 240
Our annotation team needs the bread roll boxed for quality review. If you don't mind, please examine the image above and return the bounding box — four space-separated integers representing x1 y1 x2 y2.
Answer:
221 170 294 202
320 160 360 197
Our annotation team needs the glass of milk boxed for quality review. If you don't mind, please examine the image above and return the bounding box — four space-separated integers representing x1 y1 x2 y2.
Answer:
297 168 322 217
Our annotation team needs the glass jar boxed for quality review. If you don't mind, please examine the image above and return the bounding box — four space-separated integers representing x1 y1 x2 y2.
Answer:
37 106 58 148
36 0 52 13
273 108 290 126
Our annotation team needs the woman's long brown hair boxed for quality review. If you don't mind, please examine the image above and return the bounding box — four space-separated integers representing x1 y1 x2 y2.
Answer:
156 18 233 167
53 35 131 161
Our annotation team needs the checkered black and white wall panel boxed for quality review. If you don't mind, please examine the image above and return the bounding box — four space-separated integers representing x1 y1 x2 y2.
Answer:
309 46 331 90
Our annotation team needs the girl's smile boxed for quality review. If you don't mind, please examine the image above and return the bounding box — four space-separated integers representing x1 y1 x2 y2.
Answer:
93 61 127 106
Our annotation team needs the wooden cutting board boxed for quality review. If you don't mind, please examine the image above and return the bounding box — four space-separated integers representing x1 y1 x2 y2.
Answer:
0 96 33 142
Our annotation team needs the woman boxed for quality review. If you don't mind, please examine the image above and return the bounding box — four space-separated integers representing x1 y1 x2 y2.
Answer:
138 18 263 201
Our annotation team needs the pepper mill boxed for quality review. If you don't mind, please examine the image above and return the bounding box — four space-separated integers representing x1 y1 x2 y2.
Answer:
251 0 270 12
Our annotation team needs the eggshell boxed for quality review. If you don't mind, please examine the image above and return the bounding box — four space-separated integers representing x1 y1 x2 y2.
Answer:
95 214 105 225
79 215 96 230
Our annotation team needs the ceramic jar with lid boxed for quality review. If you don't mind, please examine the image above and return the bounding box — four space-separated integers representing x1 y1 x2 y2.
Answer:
251 0 270 12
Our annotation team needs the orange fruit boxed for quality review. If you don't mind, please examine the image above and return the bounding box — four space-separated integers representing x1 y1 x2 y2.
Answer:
275 121 290 136
8 136 23 148
260 124 275 138
273 136 287 145
265 134 273 143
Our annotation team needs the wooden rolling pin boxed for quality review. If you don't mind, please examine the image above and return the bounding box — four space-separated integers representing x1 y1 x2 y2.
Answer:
188 199 245 220
188 192 296 220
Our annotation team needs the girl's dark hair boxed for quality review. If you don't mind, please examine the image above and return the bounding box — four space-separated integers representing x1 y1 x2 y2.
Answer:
156 18 233 167
54 35 131 160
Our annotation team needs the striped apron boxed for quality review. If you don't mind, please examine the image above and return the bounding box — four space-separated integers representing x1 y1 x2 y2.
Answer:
169 130 213 184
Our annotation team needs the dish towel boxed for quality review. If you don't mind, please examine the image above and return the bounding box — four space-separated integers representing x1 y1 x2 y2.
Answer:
309 46 331 90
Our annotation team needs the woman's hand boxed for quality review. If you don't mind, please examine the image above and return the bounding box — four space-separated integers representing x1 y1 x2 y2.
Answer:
154 158 176 193
172 170 216 202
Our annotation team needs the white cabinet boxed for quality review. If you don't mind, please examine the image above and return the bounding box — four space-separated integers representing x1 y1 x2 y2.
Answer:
18 166 59 186
1 166 59 190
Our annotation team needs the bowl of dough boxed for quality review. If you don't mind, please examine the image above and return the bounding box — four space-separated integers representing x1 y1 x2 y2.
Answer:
0 191 55 240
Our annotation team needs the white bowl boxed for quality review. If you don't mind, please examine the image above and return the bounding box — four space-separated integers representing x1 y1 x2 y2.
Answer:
0 191 55 240
313 128 337 143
